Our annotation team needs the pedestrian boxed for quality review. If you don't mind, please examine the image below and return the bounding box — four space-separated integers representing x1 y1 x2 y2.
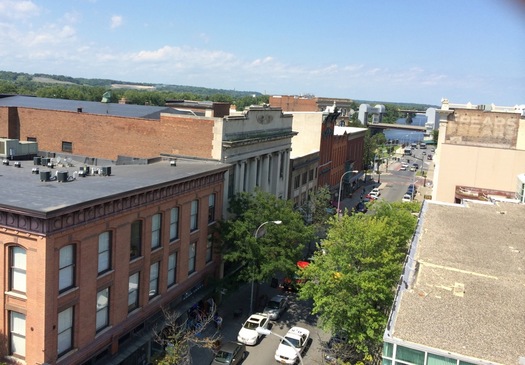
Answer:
213 312 223 330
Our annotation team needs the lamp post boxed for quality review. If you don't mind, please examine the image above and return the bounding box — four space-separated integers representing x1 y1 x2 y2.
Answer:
250 220 282 314
256 327 304 365
337 170 359 217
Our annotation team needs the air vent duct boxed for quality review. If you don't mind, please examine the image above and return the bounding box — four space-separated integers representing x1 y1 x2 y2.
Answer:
34 157 41 165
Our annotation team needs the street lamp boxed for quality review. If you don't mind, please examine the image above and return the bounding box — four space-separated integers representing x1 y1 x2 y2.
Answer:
250 220 282 314
255 327 304 365
337 170 359 217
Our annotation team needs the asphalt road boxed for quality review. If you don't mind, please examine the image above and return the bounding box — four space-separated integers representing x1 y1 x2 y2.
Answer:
191 283 330 365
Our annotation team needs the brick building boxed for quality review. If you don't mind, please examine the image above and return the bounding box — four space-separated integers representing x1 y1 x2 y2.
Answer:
0 154 229 365
0 96 296 213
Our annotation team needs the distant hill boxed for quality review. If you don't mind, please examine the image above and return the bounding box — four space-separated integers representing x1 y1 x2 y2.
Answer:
0 70 263 99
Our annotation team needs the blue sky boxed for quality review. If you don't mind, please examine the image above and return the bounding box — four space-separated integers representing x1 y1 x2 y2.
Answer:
0 0 524 105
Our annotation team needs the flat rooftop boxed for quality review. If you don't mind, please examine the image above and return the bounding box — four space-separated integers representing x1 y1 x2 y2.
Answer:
389 200 525 365
0 95 187 119
0 157 229 215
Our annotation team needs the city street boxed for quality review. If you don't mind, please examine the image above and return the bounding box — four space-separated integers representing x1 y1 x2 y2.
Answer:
191 283 330 365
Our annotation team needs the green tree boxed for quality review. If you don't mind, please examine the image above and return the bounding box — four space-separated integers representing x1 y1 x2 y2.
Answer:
432 129 439 143
298 201 419 361
219 190 315 295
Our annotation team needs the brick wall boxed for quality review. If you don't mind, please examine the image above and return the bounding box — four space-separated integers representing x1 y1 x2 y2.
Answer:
1 107 216 160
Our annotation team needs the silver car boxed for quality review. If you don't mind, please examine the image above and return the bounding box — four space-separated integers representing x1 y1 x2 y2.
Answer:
263 295 289 320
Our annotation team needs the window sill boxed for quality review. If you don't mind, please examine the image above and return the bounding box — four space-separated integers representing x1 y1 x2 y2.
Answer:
4 291 27 300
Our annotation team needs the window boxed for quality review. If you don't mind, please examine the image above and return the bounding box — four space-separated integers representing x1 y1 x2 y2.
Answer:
308 169 314 181
302 171 308 184
395 345 425 365
188 242 196 274
149 262 160 300
190 200 199 231
9 311 25 358
128 272 140 312
294 175 300 189
208 194 216 223
27 137 37 142
59 245 75 293
167 252 177 287
206 235 213 263
130 220 142 260
151 213 162 249
169 207 179 241
10 246 26 294
98 232 111 275
427 353 457 365
96 288 109 332
61 141 72 153
57 307 73 356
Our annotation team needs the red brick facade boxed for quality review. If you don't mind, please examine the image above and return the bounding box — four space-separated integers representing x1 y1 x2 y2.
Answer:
0 107 216 161
0 165 227 364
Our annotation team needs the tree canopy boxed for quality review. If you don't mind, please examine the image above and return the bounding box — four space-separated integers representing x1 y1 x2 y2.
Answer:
298 201 420 361
219 189 315 285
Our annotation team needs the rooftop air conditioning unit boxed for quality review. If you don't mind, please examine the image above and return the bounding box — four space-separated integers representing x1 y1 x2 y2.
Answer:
57 171 68 183
40 170 51 182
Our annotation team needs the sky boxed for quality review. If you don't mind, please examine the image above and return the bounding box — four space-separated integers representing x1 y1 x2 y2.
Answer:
0 0 524 106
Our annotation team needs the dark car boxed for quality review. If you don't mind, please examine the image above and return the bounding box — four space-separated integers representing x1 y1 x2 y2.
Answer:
412 163 419 169
211 341 246 364
354 201 368 214
263 294 289 320
323 332 352 364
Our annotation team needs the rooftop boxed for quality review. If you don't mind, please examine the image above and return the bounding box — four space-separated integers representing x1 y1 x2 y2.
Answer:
0 95 186 119
388 200 525 364
0 156 229 215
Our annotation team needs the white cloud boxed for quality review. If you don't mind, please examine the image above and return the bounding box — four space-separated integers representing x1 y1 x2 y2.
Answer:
110 15 122 29
0 0 40 20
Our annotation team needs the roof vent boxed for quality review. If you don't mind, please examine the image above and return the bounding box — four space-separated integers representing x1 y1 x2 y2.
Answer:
34 157 41 165
2 159 9 166
32 167 39 174
14 162 21 168
77 107 83 113
170 160 177 167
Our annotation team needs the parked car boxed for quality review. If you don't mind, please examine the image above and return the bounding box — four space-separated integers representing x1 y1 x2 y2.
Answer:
409 166 416 172
323 332 351 364
412 163 419 169
400 163 409 171
354 201 368 214
210 341 246 364
402 194 413 202
263 295 289 320
237 313 270 345
407 184 417 192
366 191 380 200
427 154 433 160
370 187 381 196
422 151 426 155
274 327 311 364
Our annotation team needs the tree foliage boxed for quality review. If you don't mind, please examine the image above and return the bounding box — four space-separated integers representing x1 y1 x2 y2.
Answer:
219 189 315 284
298 201 419 361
